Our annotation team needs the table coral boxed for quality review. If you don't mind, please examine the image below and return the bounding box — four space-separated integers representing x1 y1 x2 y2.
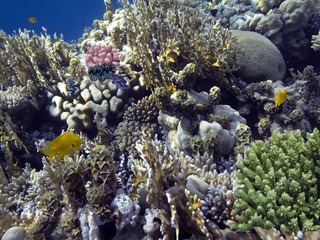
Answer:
233 128 320 231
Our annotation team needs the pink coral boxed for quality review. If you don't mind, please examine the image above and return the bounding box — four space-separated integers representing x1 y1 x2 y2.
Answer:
85 44 121 68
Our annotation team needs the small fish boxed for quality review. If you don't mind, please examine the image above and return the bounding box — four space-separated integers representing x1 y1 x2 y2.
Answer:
274 90 287 107
42 132 81 162
28 17 37 23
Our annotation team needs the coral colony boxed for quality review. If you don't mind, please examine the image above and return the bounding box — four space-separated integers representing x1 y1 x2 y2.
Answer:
85 44 121 68
0 0 320 239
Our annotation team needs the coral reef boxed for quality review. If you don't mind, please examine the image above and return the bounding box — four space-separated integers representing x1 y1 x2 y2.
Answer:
115 94 159 156
0 28 75 96
121 0 242 93
1 0 320 238
233 129 320 231
48 64 145 130
241 65 320 138
129 133 238 238
213 0 320 61
0 142 119 239
158 89 246 158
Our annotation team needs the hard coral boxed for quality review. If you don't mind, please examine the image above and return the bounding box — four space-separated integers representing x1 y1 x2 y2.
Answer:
85 44 121 68
233 128 320 232
121 0 241 93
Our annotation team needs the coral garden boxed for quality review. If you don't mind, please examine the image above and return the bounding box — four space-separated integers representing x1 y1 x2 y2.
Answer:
0 0 320 239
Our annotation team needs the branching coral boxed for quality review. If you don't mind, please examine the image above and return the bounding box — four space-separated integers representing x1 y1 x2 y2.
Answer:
128 133 238 238
0 28 75 96
121 0 241 93
0 109 29 178
233 128 320 232
0 141 119 239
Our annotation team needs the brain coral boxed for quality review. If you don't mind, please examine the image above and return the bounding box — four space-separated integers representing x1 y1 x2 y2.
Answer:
230 30 286 82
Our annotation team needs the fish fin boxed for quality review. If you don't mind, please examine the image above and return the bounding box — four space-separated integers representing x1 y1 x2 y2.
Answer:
42 148 56 163
56 149 69 160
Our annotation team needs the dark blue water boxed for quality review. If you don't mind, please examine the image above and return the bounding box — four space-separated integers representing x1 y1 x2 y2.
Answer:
0 0 121 42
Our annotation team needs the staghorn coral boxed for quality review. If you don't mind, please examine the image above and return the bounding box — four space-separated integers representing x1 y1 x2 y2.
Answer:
201 170 239 226
233 128 320 232
121 0 241 93
129 133 216 238
0 86 34 113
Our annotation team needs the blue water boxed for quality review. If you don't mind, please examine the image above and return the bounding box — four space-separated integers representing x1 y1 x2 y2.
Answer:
0 0 121 42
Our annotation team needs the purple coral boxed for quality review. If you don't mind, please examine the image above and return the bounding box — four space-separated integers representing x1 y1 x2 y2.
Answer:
85 44 121 68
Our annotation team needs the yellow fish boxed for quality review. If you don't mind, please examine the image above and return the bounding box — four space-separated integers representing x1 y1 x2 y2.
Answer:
274 90 287 107
28 17 37 23
42 132 81 162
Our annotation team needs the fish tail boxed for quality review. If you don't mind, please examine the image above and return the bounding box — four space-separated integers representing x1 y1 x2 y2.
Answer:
42 148 56 163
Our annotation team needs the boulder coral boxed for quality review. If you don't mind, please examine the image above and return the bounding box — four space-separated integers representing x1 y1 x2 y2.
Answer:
230 30 286 82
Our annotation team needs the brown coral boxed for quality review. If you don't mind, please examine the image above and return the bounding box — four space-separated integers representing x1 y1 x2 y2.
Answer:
121 0 241 93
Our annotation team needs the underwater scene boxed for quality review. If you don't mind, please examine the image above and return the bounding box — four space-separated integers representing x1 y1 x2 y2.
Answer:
0 0 320 239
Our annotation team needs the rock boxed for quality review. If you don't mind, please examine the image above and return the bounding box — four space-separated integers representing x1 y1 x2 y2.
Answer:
186 175 209 200
2 227 26 240
231 30 286 82
198 121 235 156
213 105 247 134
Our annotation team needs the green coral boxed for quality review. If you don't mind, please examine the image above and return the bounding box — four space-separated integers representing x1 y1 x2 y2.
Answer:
233 129 320 232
